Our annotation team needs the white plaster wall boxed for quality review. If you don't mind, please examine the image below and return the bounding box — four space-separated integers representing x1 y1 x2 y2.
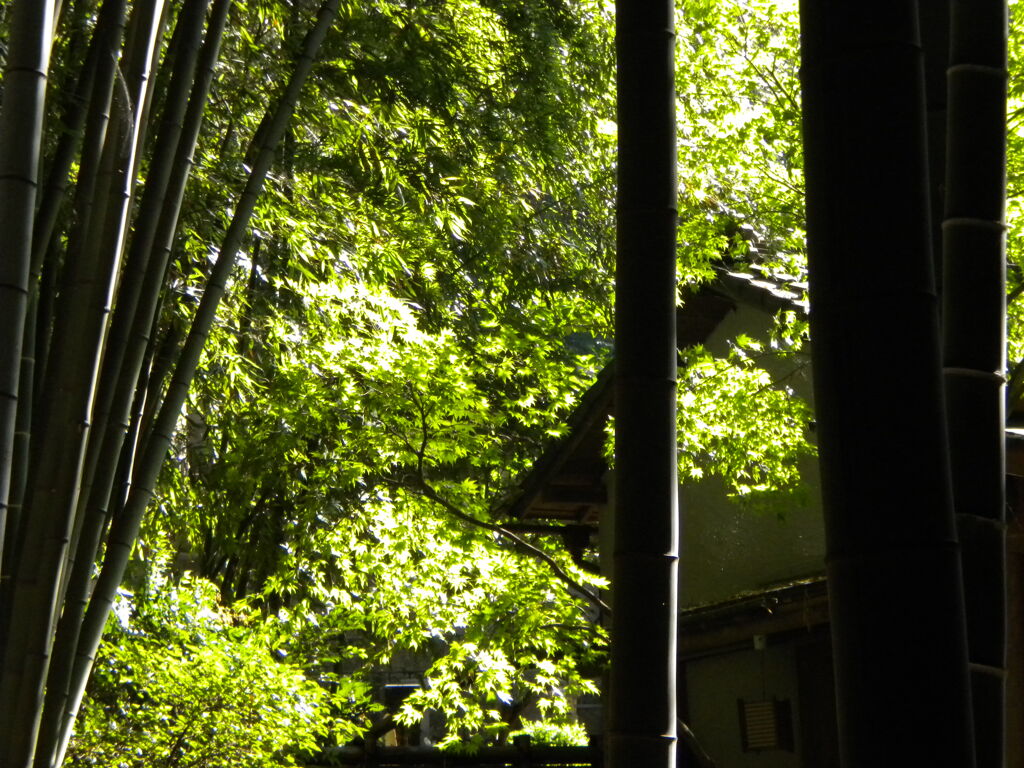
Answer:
685 644 803 768
678 301 825 607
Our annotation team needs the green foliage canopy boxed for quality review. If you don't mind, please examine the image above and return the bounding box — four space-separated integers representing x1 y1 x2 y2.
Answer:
68 576 333 768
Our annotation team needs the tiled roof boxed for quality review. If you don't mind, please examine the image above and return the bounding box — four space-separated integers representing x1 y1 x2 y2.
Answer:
714 262 809 315
492 268 804 526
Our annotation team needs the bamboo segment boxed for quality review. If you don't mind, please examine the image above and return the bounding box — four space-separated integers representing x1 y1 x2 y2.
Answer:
77 0 209 525
0 0 57 679
15 40 102 521
799 2 976 765
607 2 678 767
29 30 104 428
0 1 66 765
0 0 54 601
942 2 1009 765
0 0 155 760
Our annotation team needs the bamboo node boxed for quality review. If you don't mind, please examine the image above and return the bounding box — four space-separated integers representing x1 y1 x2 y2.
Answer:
942 367 1007 384
946 62 1008 79
941 217 1007 232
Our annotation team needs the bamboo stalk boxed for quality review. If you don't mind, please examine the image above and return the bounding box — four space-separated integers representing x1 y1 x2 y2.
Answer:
32 3 100 274
8 52 100 554
105 0 233 463
27 0 164 631
0 0 141 762
28 30 104 430
0 6 55 754
46 9 233 701
0 0 54 604
607 2 678 767
0 1 63 764
47 0 231 758
76 0 210 530
942 2 1009 766
34 3 206 758
55 0 342 756
799 2 975 764
919 0 949 289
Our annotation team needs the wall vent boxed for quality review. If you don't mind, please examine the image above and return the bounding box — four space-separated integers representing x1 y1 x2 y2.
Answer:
738 697 794 752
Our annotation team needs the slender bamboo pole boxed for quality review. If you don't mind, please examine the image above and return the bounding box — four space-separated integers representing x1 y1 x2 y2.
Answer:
0 0 56 677
8 35 102 540
55 1 342 757
919 0 949 289
799 2 976 765
0 0 54 601
28 27 105 435
942 2 1009 766
34 1 201 758
47 13 233 697
0 0 170 762
76 0 210 536
48 0 229 752
63 0 209 606
32 5 100 273
18 0 161 645
607 1 678 767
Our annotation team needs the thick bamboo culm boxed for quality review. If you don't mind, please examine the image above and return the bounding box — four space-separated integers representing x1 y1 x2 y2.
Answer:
607 1 679 767
942 2 1009 766
799 2 976 765
0 0 54 600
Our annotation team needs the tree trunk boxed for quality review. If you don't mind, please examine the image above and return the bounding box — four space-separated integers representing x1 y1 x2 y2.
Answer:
942 2 1009 766
607 1 678 767
799 2 976 765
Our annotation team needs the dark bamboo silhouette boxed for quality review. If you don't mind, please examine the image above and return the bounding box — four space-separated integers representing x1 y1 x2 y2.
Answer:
799 2 976 765
8 25 103 538
0 0 54 593
919 0 949 290
607 1 679 767
942 2 1009 765
0 0 56 659
0 1 128 761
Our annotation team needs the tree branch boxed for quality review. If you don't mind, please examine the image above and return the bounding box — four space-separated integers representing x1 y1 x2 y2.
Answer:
411 476 610 615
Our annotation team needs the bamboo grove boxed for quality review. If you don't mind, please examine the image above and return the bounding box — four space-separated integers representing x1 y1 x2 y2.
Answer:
0 1 345 764
0 1 623 764
1 0 1023 766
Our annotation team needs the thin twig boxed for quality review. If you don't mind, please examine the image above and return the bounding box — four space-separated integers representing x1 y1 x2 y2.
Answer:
678 717 719 768
1006 279 1024 307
